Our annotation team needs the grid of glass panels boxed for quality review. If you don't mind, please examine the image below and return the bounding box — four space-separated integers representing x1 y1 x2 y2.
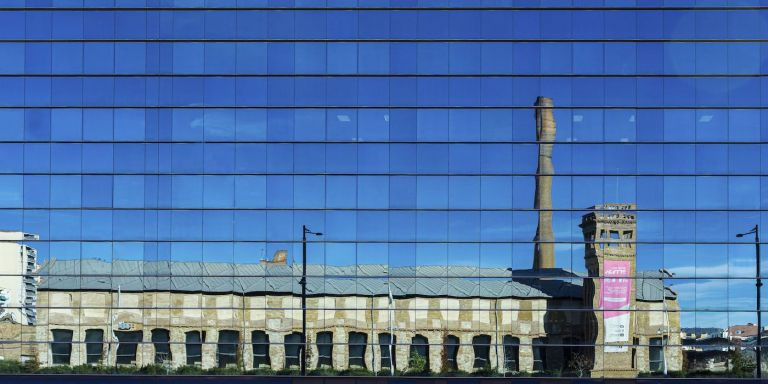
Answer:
0 2 765 379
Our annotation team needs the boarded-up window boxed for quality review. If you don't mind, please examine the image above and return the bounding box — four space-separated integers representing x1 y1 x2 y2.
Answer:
115 331 143 365
503 335 519 372
472 334 491 369
217 330 240 368
284 332 304 369
152 328 172 364
252 331 270 368
316 331 333 368
443 335 459 371
185 331 204 365
85 329 104 364
51 329 73 365
378 333 396 372
348 332 367 369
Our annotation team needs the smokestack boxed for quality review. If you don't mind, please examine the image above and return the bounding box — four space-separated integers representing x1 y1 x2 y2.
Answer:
533 96 556 270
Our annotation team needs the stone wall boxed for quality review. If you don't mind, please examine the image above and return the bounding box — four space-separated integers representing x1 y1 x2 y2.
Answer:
7 289 680 376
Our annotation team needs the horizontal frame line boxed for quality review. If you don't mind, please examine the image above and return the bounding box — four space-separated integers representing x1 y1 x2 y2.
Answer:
7 6 768 11
0 73 766 78
0 141 765 145
2 207 766 212
13 240 768 244
0 106 766 109
1 173 765 177
4 38 768 43
10 274 765 280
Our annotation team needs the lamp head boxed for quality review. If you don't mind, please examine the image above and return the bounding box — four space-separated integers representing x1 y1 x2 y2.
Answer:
737 233 745 238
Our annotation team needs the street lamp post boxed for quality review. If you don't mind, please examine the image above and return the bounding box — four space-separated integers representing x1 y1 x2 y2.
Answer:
658 268 675 377
737 225 761 379
301 225 322 376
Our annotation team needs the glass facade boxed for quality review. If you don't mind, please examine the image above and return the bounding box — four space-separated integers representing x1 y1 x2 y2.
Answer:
0 1 765 379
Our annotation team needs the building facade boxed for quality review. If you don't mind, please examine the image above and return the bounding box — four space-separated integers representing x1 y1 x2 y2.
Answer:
0 204 682 377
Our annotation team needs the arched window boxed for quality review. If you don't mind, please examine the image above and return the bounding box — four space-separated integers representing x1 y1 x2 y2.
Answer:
316 331 333 368
151 328 172 364
217 330 240 368
378 333 396 372
252 331 271 368
409 334 430 372
348 332 367 369
284 332 304 369
502 335 519 372
84 329 104 365
115 331 143 365
185 331 204 365
443 335 459 371
472 334 491 369
51 329 73 365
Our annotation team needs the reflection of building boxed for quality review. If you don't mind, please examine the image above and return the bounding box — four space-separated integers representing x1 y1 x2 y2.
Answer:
581 204 643 377
0 231 39 326
0 214 681 377
727 323 761 342
681 328 726 342
0 231 40 362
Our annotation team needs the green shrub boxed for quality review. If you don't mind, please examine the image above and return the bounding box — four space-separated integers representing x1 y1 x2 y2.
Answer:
308 367 336 376
244 367 275 375
174 365 205 375
406 350 428 375
204 366 242 376
0 360 25 373
339 368 374 376
36 365 74 374
137 364 171 375
471 364 501 377
274 368 299 376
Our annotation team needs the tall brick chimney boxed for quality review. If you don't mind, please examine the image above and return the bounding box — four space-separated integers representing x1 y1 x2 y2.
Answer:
533 96 556 270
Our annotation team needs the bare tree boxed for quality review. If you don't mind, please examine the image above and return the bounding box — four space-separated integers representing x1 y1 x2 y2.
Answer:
567 352 593 378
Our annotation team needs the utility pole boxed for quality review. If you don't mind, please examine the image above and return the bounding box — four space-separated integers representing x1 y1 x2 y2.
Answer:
300 225 322 376
737 225 761 378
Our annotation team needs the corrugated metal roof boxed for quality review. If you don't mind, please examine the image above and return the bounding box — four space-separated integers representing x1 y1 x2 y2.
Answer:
37 259 674 301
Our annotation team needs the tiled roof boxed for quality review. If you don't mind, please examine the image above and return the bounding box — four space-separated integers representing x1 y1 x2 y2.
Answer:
37 259 675 301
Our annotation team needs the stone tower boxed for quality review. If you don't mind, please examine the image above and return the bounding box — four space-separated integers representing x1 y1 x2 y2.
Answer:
579 204 638 377
533 96 556 269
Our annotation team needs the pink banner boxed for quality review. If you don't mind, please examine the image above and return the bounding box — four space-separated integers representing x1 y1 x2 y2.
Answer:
601 260 631 344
